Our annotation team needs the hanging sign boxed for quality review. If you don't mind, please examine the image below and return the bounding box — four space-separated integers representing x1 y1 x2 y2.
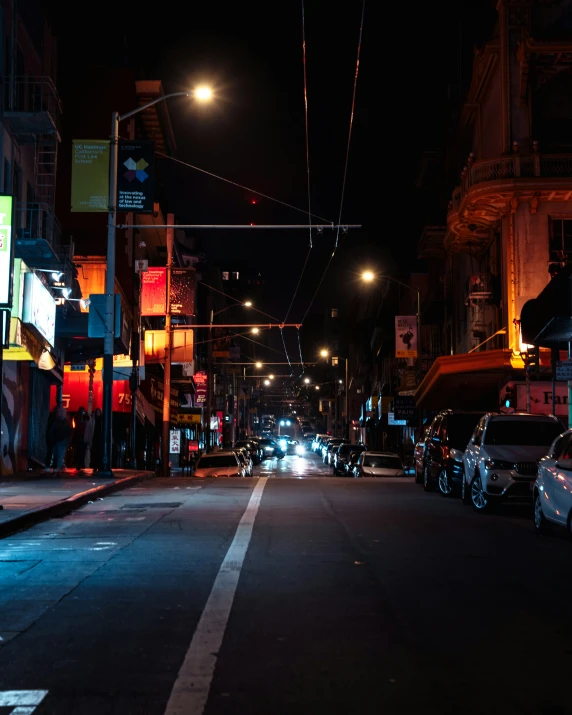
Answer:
0 195 14 308
171 268 196 315
71 140 110 212
193 370 208 404
140 267 167 315
395 316 418 359
22 272 56 346
117 140 155 213
170 429 181 454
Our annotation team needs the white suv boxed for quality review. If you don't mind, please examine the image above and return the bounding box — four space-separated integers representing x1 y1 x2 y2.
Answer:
462 413 563 512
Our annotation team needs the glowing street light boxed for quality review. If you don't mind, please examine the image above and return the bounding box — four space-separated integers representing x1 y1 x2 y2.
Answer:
244 301 253 307
264 379 270 386
304 377 310 384
320 349 329 358
252 328 259 334
269 374 274 380
255 361 263 368
362 270 375 282
315 385 320 390
194 85 213 102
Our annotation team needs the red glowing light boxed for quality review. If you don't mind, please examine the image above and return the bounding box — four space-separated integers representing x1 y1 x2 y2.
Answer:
250 222 255 226
251 199 257 205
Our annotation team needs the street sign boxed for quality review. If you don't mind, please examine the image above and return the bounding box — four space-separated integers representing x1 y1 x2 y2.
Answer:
394 395 417 421
556 360 572 381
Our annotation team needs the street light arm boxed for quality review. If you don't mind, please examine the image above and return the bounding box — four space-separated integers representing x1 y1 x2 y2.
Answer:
118 92 191 122
385 275 420 296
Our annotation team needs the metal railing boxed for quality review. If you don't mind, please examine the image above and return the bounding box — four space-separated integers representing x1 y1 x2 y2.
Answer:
449 153 572 211
6 76 62 133
15 202 63 254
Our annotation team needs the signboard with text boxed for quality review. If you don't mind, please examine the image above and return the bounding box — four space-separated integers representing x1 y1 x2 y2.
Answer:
140 267 167 315
393 395 417 423
0 195 14 308
22 272 56 346
71 140 110 212
171 268 196 315
169 429 181 454
193 370 207 405
117 140 155 213
395 316 418 359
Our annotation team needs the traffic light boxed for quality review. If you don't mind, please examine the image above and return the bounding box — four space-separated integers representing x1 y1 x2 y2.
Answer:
503 385 516 410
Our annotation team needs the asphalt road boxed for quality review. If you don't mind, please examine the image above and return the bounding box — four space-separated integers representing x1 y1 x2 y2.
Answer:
0 451 571 714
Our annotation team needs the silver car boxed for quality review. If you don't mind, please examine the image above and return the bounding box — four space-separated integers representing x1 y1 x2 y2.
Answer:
353 452 405 477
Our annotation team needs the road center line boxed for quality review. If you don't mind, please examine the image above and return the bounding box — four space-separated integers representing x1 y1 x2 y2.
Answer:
164 477 268 715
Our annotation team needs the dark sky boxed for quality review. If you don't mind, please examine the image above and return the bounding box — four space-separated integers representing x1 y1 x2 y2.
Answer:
47 0 496 355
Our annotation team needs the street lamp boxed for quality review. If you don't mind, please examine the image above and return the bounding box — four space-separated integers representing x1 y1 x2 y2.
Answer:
255 361 263 368
213 301 252 317
320 349 329 358
252 328 259 334
100 87 212 477
304 377 310 384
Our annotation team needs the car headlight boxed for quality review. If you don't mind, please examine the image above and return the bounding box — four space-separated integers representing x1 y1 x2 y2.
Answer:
295 444 305 455
484 458 514 470
279 440 287 450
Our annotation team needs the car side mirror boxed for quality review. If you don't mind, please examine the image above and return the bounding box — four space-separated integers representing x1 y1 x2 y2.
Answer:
555 458 572 471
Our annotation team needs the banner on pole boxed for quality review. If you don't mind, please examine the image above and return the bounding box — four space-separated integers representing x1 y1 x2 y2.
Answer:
171 268 196 315
395 316 418 359
71 140 110 212
140 267 166 316
117 140 155 213
0 195 14 308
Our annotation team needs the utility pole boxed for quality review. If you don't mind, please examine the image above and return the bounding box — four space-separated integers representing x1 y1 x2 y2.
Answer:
205 304 214 451
161 213 174 477
345 356 349 440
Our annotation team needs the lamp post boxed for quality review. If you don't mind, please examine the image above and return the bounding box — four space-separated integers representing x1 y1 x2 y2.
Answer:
100 88 212 477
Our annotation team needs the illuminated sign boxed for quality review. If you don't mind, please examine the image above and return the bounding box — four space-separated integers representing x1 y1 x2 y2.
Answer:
170 429 181 454
22 272 56 346
193 370 207 404
117 141 155 213
0 196 14 308
71 140 110 212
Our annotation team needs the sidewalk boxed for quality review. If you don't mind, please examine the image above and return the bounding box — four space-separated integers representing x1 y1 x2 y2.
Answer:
0 469 155 538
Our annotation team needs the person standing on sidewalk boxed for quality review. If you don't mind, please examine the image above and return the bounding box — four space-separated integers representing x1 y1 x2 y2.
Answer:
48 406 73 475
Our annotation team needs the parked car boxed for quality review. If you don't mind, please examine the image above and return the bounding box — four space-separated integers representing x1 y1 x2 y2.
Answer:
258 438 285 460
346 449 363 476
353 452 406 478
234 439 262 464
193 451 245 478
333 443 367 476
462 412 563 512
414 427 431 484
533 427 572 533
323 439 347 464
234 447 253 476
421 410 484 495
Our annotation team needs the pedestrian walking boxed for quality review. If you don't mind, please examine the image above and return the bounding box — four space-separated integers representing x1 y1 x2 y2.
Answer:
47 406 72 475
90 408 103 473
72 407 88 473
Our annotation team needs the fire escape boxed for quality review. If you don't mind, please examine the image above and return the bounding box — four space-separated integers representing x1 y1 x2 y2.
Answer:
3 65 63 266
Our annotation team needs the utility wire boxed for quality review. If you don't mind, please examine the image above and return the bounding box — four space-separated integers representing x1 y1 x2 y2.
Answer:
282 1 315 325
280 328 293 377
199 280 281 322
300 0 365 324
156 152 333 224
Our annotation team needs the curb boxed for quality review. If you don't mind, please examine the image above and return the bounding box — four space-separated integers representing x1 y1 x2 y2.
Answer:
0 471 155 539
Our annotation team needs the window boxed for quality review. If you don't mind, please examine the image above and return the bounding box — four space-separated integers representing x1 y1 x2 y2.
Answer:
483 419 562 447
197 455 237 468
331 308 339 318
222 271 229 281
549 219 572 261
232 271 239 280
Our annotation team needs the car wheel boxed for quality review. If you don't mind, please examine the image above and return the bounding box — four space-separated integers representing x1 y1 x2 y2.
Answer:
423 466 435 492
461 472 472 505
438 469 453 497
470 474 490 512
533 492 551 534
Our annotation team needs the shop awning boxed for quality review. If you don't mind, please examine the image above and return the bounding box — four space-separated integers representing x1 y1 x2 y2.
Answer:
415 349 525 410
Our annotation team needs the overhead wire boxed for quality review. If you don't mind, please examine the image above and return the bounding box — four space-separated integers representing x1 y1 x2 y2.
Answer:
300 0 366 326
156 152 333 224
282 1 315 327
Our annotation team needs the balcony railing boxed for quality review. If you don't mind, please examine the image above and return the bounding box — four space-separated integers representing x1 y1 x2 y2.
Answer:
465 273 493 305
4 76 62 137
449 154 572 212
15 202 63 260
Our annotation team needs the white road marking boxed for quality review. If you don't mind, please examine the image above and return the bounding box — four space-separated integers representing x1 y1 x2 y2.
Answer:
0 690 48 714
164 477 268 715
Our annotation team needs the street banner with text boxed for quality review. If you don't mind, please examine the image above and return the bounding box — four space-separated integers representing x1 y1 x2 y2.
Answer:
140 267 167 315
117 140 155 213
395 316 418 359
171 268 196 315
71 140 110 212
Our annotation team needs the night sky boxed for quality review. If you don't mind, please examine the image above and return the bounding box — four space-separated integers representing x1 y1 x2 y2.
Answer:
47 0 496 352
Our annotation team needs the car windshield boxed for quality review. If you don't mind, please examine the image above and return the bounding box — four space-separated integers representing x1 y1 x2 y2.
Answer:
362 455 403 469
484 419 563 446
197 455 237 468
447 415 482 449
